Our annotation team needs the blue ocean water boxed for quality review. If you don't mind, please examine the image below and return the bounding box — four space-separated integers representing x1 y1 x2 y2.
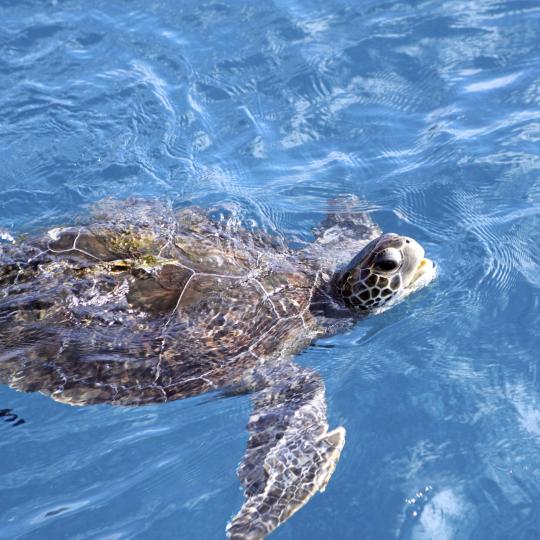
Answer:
1 0 539 538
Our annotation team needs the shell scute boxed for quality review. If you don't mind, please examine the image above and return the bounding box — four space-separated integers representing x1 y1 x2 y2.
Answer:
0 202 322 405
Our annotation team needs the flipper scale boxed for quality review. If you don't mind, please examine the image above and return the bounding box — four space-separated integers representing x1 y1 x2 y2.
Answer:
227 365 345 539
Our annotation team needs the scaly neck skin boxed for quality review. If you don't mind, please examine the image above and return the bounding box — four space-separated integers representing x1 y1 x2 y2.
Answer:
330 264 361 307
308 269 359 335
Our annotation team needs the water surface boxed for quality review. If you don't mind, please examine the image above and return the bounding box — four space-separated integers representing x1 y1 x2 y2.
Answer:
1 0 540 538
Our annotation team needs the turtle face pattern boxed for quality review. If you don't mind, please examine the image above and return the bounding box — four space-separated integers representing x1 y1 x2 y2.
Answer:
335 233 436 312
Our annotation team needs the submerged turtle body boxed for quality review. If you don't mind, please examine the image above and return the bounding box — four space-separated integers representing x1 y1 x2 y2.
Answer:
0 198 436 539
0 201 321 406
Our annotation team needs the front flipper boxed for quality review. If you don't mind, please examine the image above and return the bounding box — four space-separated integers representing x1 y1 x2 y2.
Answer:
310 195 381 270
227 364 345 540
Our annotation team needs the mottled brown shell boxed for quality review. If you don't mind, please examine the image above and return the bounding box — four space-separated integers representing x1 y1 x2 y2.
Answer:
0 200 321 405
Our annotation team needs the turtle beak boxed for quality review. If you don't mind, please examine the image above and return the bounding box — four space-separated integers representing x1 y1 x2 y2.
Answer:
410 257 436 288
416 257 429 273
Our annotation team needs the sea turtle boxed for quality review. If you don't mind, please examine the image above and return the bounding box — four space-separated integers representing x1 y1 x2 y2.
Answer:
0 198 435 539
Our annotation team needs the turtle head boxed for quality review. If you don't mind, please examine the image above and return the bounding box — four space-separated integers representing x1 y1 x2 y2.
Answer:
334 233 436 313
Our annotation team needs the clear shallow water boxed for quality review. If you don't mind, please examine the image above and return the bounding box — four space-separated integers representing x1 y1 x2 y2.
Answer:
1 0 539 538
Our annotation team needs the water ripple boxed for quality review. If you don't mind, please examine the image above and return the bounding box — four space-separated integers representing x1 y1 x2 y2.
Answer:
1 1 540 539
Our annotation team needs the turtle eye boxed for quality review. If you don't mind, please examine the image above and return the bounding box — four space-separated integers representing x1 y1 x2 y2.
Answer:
375 259 399 271
373 247 402 272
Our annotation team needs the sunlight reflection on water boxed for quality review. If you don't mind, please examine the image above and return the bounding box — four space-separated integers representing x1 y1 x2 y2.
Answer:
0 0 539 539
